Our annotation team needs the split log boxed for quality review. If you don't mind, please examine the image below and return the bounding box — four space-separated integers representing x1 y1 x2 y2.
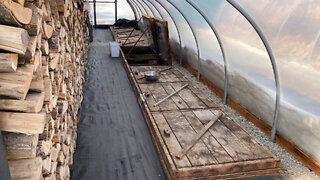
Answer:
42 155 52 175
0 53 18 72
23 2 43 35
42 21 53 39
0 112 45 134
30 65 44 92
13 0 25 6
19 35 37 59
3 132 38 159
37 140 51 158
0 92 44 113
0 1 32 26
41 39 49 55
49 52 60 70
8 157 42 180
0 25 29 54
0 63 34 99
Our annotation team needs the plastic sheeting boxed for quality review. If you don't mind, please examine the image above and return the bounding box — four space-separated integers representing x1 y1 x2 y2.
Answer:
126 0 320 162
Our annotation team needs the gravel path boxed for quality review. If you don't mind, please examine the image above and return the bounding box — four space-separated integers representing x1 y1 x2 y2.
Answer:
173 61 319 180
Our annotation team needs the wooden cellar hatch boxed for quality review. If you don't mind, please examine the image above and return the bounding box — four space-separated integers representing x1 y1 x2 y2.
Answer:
110 15 281 180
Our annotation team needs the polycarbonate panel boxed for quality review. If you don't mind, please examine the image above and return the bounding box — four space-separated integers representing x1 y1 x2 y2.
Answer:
236 0 320 161
143 0 162 19
188 0 277 129
138 0 154 17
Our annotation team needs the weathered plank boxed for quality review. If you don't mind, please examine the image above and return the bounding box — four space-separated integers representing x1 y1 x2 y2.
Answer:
188 85 218 108
218 113 273 159
139 84 160 112
193 109 254 161
182 110 234 163
148 83 179 111
152 112 191 168
170 82 207 109
163 111 218 166
161 83 189 110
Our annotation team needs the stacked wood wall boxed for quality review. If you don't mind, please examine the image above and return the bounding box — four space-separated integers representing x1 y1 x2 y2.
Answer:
0 0 89 179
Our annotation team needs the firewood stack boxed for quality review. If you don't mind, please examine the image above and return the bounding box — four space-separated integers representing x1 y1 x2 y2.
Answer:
0 0 89 179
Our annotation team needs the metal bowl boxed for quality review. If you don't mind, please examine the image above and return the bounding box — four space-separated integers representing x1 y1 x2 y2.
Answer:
144 70 160 81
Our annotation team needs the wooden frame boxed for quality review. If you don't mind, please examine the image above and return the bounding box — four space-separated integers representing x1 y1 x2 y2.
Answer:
154 17 171 65
119 48 281 180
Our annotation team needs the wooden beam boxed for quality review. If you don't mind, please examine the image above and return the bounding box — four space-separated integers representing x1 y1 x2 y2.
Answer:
0 53 18 72
0 112 45 134
0 25 29 54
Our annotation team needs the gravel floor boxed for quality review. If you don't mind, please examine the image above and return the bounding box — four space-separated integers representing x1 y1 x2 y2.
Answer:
173 61 319 180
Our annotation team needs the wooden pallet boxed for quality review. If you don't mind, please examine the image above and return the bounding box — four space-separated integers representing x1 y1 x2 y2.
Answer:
110 26 151 48
121 53 281 179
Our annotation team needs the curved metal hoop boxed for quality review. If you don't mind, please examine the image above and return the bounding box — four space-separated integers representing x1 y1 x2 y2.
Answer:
226 0 281 142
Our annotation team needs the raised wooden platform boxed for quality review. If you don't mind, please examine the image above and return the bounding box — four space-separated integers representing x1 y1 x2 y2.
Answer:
121 58 281 179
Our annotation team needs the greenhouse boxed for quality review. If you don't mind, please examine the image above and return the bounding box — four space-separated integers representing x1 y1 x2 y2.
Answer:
0 0 319 179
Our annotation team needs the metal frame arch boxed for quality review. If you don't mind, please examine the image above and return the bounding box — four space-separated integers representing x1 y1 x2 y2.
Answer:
149 0 183 64
139 0 155 17
126 0 138 20
130 0 144 18
132 0 148 16
226 0 280 142
165 0 201 80
186 0 229 104
128 0 142 19
143 0 162 18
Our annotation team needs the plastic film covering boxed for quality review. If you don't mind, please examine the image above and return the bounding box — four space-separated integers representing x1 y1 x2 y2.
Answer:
143 0 162 19
132 0 148 16
127 0 141 19
117 0 135 20
138 0 154 17
178 0 276 128
236 0 320 161
169 0 226 86
154 0 197 71
131 0 143 18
